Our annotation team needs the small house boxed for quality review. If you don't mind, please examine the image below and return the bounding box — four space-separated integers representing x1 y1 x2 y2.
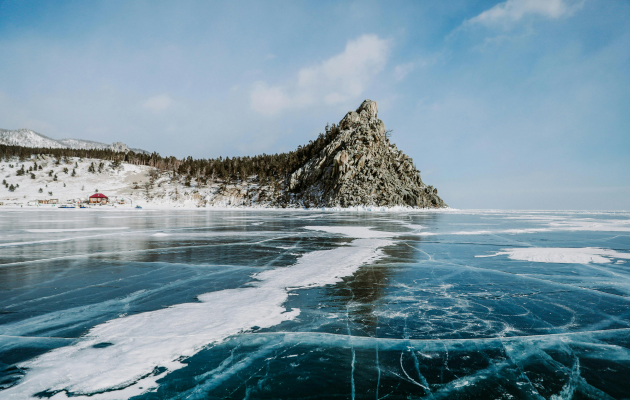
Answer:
37 199 58 204
89 193 108 204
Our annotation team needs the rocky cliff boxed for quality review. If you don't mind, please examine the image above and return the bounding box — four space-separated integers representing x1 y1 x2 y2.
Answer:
285 100 445 208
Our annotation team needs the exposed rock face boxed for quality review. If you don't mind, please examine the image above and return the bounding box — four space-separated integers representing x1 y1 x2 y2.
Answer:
287 100 446 208
153 99 445 209
109 142 132 153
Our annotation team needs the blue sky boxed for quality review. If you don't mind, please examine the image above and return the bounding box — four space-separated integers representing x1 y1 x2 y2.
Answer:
1 0 628 209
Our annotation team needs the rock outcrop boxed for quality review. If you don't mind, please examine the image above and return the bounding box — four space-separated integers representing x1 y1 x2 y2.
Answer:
287 100 445 208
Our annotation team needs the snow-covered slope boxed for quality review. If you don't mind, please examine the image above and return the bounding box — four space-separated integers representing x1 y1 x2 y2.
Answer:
0 129 66 149
0 154 298 209
0 155 157 207
0 128 148 153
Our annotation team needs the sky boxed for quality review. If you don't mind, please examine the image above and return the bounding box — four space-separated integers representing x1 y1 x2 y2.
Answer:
0 0 628 210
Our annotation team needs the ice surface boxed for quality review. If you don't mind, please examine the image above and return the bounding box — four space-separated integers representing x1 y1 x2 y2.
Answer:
1 210 630 399
1 224 392 398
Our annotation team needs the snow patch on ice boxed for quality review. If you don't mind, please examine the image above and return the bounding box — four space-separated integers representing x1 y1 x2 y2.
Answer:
304 226 394 238
477 247 630 264
403 224 425 231
25 227 128 233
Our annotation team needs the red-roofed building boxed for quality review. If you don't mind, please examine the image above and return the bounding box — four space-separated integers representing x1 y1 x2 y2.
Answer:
89 193 108 204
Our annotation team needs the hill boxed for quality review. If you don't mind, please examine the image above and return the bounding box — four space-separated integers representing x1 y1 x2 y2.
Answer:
0 100 445 209
287 100 444 208
0 128 148 154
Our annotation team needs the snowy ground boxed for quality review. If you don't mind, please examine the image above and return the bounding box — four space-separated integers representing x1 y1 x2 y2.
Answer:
0 156 424 210
0 156 153 207
0 156 265 209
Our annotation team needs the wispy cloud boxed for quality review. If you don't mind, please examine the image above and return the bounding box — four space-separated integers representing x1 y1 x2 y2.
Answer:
393 63 415 81
142 94 173 113
465 0 580 28
250 34 390 116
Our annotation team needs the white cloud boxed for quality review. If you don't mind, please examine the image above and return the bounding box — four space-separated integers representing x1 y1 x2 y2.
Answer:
251 34 390 116
393 62 415 81
467 0 577 27
142 94 173 112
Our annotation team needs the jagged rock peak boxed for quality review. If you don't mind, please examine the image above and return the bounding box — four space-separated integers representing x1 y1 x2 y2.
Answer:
288 99 446 208
339 99 383 132
110 142 131 153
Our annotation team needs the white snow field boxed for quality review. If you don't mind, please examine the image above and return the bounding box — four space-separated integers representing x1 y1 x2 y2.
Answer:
0 156 220 208
0 156 153 206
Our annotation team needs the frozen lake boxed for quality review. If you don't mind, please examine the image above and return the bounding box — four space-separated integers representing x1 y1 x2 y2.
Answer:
1 209 630 399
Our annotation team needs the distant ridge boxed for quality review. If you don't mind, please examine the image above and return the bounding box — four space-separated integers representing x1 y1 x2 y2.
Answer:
0 128 148 154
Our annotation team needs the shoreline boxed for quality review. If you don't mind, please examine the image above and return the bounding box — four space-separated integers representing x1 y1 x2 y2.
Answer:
0 204 628 214
0 203 456 212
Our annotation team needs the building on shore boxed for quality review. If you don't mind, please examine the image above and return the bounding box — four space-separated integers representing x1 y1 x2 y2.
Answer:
37 199 59 205
89 193 108 204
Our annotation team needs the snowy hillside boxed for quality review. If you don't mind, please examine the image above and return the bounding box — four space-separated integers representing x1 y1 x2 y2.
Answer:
0 129 66 149
0 155 280 209
0 128 148 154
0 156 153 207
